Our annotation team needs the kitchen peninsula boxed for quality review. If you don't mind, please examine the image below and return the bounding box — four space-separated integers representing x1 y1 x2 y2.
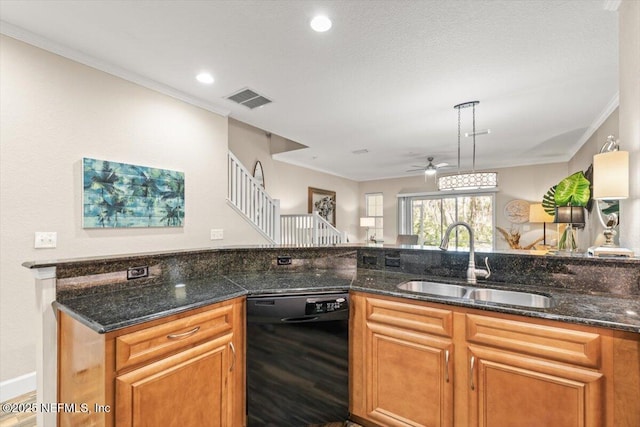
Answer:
24 245 640 426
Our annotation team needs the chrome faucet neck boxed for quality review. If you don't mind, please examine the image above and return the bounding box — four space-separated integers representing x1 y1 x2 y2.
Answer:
439 221 489 284
440 221 474 254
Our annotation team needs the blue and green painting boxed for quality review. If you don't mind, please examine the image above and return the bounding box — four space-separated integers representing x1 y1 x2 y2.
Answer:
83 158 184 228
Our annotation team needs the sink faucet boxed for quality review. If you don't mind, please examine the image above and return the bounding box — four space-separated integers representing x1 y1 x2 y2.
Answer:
439 221 491 284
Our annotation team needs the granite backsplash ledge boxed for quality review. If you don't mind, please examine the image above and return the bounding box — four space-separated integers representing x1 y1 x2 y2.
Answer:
39 247 357 299
357 247 640 297
23 245 640 300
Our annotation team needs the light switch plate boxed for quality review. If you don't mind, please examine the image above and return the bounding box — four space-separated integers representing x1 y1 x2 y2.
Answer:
35 232 57 248
210 229 224 240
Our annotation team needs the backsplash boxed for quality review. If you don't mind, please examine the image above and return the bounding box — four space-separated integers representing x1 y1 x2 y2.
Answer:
22 245 639 300
357 247 640 297
52 247 358 300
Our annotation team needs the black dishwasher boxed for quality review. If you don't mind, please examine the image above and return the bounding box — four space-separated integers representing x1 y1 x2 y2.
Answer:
246 291 350 427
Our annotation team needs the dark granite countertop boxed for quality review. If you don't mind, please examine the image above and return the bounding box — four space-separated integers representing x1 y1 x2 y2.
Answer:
55 268 640 335
352 269 640 333
224 270 355 295
55 276 248 333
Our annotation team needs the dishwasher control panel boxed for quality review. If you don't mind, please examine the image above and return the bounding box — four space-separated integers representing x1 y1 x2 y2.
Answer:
247 292 349 322
305 296 348 315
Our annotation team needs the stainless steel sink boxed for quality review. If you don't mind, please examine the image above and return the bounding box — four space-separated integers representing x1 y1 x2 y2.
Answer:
396 281 555 309
468 288 554 308
397 281 468 298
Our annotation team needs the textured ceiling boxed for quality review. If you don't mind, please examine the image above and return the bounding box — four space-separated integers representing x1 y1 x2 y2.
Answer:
0 0 619 181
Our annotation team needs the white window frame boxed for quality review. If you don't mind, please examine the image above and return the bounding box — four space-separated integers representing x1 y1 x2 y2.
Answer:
365 192 384 242
397 188 498 249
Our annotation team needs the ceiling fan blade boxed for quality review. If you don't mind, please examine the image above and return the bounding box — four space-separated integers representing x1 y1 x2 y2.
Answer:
435 162 449 168
406 168 425 172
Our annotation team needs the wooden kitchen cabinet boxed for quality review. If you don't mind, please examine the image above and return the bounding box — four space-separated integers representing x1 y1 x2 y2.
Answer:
58 297 245 427
350 292 622 427
465 314 604 427
350 292 454 427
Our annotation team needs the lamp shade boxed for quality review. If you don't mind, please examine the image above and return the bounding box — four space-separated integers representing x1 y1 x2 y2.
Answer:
529 203 554 223
554 206 585 225
360 217 375 227
593 150 629 200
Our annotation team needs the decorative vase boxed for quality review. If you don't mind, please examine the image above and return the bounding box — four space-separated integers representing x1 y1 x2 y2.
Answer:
558 224 577 251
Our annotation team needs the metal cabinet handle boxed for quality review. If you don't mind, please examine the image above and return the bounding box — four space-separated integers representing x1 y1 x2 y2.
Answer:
229 342 236 372
470 356 476 391
445 350 450 383
167 326 200 340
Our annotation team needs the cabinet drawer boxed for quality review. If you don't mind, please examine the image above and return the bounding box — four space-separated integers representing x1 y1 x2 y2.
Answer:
466 313 601 368
366 296 453 337
116 304 234 371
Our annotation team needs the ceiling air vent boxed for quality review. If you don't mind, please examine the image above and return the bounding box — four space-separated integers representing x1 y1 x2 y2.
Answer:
225 88 272 109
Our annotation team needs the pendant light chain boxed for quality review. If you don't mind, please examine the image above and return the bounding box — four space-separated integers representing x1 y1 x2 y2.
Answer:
438 100 497 191
472 102 476 172
457 106 461 173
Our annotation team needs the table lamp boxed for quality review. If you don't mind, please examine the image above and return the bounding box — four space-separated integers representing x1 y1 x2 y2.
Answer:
588 135 633 257
360 217 376 242
529 203 554 246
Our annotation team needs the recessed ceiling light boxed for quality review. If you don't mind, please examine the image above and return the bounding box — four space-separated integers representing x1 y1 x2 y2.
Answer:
310 15 332 32
196 72 214 85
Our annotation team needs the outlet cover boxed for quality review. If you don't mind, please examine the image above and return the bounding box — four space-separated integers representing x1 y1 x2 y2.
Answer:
35 232 57 249
210 229 224 240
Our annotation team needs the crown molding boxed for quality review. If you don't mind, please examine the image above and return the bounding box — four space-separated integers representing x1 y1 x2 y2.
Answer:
0 21 231 117
568 93 620 158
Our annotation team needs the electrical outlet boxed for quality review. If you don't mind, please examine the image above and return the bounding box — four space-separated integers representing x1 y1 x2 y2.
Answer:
210 229 224 240
277 256 292 265
34 232 57 249
127 266 149 280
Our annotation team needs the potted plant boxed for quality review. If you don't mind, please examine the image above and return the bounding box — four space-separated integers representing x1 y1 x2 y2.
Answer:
542 171 591 250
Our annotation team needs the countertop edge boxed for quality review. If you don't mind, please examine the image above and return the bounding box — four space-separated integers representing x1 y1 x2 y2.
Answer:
55 289 249 334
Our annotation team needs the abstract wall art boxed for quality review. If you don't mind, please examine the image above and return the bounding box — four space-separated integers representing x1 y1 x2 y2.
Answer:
82 158 184 228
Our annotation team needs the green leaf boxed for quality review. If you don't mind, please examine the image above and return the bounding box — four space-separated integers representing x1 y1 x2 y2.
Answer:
554 171 590 207
542 185 557 216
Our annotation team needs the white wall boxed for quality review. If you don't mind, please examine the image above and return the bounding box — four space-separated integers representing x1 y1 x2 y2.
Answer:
229 119 361 241
618 0 640 255
358 163 569 249
569 109 619 251
0 36 264 384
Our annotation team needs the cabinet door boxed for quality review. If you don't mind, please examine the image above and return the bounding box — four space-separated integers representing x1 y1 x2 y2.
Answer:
468 345 604 427
351 293 454 427
116 335 233 427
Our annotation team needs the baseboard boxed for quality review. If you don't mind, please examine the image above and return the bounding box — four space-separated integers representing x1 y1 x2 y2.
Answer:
0 371 36 402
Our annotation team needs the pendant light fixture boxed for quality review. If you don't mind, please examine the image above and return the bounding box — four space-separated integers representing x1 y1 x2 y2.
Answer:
438 101 498 191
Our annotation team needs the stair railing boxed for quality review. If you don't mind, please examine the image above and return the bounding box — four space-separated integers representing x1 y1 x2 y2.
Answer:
227 152 280 243
280 212 346 246
228 151 346 246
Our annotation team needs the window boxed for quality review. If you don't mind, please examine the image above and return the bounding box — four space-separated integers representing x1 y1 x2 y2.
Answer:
365 193 383 241
398 190 495 250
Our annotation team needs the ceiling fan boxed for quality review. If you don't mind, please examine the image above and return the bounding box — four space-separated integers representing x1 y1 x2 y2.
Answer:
407 157 450 176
